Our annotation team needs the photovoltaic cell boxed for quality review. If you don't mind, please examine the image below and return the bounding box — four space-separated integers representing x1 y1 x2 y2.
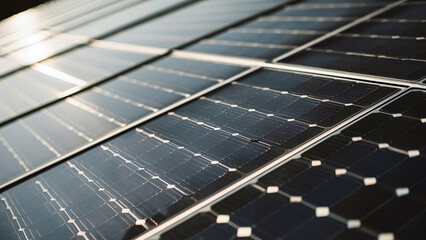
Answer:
0 56 246 187
185 2 384 59
0 45 157 123
281 1 426 81
46 0 142 33
0 69 398 239
104 0 288 49
163 90 426 240
65 0 191 39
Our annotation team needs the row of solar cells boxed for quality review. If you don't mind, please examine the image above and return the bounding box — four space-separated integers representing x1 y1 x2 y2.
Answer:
2 0 424 113
7 0 419 82
0 68 399 239
0 0 286 74
0 56 246 185
0 0 424 239
0 0 419 189
162 90 426 240
186 0 426 81
0 0 293 187
0 0 407 188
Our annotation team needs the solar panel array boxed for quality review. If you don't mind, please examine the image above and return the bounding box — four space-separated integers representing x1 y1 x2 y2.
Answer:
0 0 424 239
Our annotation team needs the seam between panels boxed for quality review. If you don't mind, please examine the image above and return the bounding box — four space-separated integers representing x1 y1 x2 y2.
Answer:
272 0 407 62
172 50 426 90
0 66 260 192
135 86 407 240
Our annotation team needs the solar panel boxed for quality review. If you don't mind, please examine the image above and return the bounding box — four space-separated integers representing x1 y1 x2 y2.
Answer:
0 0 424 239
0 56 247 187
162 90 426 240
0 45 158 123
280 1 426 81
185 1 387 60
0 68 398 238
104 0 288 49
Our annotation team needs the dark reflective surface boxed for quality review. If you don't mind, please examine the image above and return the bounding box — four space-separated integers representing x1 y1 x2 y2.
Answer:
0 46 156 123
0 69 397 239
0 57 246 188
186 2 383 59
283 1 426 81
163 90 426 240
105 0 287 48
66 0 190 38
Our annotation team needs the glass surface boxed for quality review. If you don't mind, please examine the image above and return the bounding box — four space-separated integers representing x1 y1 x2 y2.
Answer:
105 0 287 48
185 2 383 59
66 0 190 38
0 57 246 188
282 2 426 81
0 46 155 123
0 69 398 239
162 90 426 240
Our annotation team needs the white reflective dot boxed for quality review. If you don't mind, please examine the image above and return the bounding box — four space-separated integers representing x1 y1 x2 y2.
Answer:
237 227 252 237
290 196 302 203
316 207 329 217
266 186 279 194
364 177 377 186
311 160 321 167
347 219 361 229
395 187 409 197
216 215 230 224
378 233 394 240
335 168 347 176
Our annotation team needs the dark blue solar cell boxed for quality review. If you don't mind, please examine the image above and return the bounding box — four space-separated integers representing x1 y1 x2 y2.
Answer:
280 167 334 196
185 1 383 60
381 91 426 120
345 22 426 38
349 149 407 178
189 223 236 240
254 203 315 239
231 193 289 226
303 175 362 206
105 0 285 48
363 196 425 233
376 2 426 20
286 217 346 240
283 49 426 81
